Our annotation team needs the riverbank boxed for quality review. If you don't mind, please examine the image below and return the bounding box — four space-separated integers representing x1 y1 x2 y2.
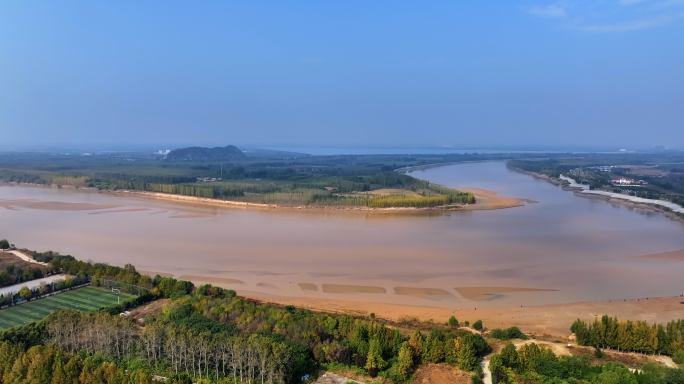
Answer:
243 293 684 338
507 166 684 224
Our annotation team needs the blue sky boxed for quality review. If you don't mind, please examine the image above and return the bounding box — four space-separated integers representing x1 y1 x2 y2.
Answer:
1 1 682 150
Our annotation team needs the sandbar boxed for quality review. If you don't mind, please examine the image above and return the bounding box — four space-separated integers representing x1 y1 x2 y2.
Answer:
635 249 684 261
89 208 150 214
177 275 244 285
0 199 118 211
298 283 318 292
455 287 559 301
394 287 452 296
322 284 387 294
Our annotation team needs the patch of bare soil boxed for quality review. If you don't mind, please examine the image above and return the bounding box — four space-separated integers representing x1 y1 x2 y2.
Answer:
127 299 169 325
0 251 47 271
413 363 471 384
567 345 653 369
314 369 390 384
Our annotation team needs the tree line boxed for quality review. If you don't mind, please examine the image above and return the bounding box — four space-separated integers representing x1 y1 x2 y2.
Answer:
571 315 684 356
489 341 684 384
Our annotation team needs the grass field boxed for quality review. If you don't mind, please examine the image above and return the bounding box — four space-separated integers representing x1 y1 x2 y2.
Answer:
0 287 134 330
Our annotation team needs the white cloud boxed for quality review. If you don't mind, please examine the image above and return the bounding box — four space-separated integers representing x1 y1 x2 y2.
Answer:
580 11 684 31
529 2 573 17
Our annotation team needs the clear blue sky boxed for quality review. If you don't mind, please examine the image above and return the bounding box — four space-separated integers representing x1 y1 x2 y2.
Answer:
1 1 682 150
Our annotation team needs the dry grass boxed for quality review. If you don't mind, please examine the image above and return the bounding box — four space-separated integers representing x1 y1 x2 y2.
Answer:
0 251 47 271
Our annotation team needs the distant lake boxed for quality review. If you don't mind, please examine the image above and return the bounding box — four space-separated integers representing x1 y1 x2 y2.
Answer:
2 161 683 309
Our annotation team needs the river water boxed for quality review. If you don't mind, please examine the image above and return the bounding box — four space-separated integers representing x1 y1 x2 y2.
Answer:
1 161 683 309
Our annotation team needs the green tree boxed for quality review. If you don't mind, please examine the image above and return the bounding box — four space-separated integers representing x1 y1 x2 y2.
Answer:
459 337 478 371
488 353 507 384
395 342 414 381
0 239 9 250
365 338 386 375
19 286 31 300
500 342 518 368
473 320 483 331
448 316 459 327
673 349 684 365
598 362 637 384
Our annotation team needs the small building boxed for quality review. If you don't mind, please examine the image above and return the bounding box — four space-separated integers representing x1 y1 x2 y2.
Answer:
611 178 636 185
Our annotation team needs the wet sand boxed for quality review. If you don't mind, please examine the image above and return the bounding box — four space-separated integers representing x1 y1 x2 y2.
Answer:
635 249 684 261
247 293 684 337
177 275 244 285
455 287 559 301
0 199 118 211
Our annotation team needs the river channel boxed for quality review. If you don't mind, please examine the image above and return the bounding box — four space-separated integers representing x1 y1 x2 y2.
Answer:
1 161 683 309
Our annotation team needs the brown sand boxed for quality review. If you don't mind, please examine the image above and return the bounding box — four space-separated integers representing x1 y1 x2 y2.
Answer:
244 294 684 337
177 275 244 285
394 287 452 296
170 213 213 219
459 188 537 210
89 208 150 214
636 249 684 261
137 270 174 278
298 283 318 292
0 199 118 211
455 287 559 301
322 284 387 294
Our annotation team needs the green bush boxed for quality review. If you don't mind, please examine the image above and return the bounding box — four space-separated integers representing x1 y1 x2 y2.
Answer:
490 326 527 340
473 320 483 331
448 316 459 327
594 347 605 358
673 349 684 365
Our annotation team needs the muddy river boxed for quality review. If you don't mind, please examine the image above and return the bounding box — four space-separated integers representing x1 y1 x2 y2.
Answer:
2 161 683 309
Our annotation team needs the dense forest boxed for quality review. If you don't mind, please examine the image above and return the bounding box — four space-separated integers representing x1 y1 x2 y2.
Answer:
571 316 684 356
0 281 492 383
488 341 684 384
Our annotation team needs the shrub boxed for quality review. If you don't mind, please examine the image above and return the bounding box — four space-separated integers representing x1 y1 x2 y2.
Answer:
594 347 605 358
473 320 483 331
490 326 527 340
448 316 459 327
673 349 684 365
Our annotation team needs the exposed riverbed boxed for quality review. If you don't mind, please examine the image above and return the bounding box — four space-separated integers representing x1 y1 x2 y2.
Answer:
1 161 683 309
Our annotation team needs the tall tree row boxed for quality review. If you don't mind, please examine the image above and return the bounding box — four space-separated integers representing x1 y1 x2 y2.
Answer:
571 315 684 355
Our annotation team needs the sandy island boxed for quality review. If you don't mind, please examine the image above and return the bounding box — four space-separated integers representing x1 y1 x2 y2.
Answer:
1 181 534 213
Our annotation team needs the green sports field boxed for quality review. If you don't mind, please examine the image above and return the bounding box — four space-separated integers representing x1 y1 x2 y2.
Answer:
0 287 134 330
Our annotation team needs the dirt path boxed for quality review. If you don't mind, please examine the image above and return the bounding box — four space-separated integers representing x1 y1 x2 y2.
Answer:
6 250 48 266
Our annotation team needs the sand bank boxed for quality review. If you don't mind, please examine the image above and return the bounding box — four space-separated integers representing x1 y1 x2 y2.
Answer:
394 287 452 296
322 284 387 294
458 188 537 210
176 275 244 285
0 199 118 211
635 249 684 261
455 287 559 301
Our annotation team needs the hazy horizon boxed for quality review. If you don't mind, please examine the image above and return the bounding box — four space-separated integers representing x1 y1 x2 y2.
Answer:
2 1 683 149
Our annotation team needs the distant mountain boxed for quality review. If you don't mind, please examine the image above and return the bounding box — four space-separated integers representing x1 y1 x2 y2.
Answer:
165 145 248 161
